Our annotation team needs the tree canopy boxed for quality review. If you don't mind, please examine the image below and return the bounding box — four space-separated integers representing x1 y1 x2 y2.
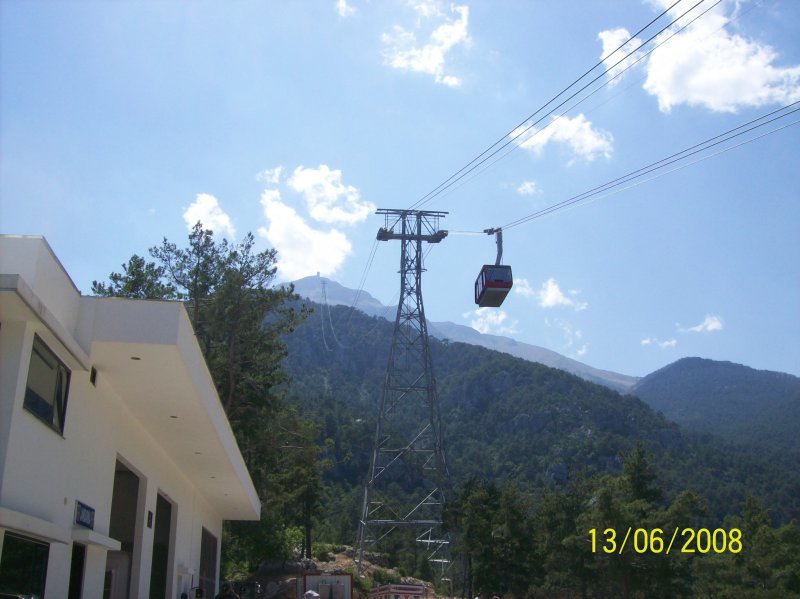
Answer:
93 223 322 574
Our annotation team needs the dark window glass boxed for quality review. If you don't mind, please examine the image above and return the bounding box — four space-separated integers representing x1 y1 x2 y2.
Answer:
0 532 50 597
23 335 70 434
485 266 512 283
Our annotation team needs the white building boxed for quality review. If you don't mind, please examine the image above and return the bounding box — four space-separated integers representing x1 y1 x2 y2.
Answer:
0 235 260 599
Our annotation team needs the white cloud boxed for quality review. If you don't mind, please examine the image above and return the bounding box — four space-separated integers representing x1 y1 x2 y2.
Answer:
257 189 352 280
513 114 613 162
538 278 573 308
336 0 356 17
382 3 469 87
641 1 800 112
641 337 678 349
256 166 283 185
643 313 722 347
408 0 443 20
287 165 375 225
516 180 540 196
183 193 236 239
598 27 644 85
518 277 588 311
463 307 519 335
255 162 369 279
513 277 536 298
546 317 587 358
683 314 724 333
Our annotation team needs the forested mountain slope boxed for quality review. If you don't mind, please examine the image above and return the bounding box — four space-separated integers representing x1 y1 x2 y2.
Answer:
633 357 800 454
291 276 638 392
283 302 800 524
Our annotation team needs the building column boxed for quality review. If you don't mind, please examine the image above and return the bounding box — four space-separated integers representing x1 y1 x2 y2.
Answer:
129 470 155 599
43 540 70 599
83 544 110 599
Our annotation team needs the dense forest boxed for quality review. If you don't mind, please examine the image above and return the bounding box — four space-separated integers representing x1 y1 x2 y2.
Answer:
93 229 800 598
633 357 800 454
283 301 800 520
283 300 800 596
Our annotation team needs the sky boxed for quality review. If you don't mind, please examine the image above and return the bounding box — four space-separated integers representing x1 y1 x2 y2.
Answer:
2 0 799 378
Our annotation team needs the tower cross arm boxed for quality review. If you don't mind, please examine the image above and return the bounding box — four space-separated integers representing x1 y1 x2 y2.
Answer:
377 228 448 243
375 208 449 243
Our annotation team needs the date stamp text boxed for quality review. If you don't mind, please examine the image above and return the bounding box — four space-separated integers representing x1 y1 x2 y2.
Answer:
588 527 742 554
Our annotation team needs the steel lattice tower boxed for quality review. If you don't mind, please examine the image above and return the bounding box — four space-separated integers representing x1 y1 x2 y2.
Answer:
356 209 451 580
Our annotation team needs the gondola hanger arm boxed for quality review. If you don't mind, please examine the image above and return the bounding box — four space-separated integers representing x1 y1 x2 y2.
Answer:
484 227 503 265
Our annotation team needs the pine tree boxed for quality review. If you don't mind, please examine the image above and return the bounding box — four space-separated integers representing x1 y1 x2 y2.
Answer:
92 223 318 574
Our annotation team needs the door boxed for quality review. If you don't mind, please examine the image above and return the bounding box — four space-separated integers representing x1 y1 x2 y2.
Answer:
198 528 217 599
104 551 131 599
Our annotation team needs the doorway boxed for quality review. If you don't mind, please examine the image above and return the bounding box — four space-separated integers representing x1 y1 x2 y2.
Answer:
68 542 86 599
104 551 131 599
198 528 217 599
149 493 173 599
105 459 140 599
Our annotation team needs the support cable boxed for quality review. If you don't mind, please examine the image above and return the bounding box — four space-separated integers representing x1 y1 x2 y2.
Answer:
446 103 799 235
340 238 381 330
409 0 708 211
319 295 332 352
424 0 724 207
327 305 346 348
322 279 347 349
499 102 800 231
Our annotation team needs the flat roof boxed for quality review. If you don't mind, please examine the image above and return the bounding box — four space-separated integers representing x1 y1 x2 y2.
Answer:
87 296 260 520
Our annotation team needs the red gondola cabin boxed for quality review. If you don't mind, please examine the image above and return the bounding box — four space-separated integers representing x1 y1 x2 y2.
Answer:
474 264 513 307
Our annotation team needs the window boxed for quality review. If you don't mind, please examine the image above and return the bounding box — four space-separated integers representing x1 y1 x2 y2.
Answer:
0 532 50 598
24 335 70 434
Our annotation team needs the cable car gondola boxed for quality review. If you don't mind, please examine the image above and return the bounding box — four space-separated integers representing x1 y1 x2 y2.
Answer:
475 264 513 307
474 228 513 307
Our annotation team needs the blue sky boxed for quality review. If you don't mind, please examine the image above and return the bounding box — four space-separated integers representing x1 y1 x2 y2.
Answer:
2 0 798 378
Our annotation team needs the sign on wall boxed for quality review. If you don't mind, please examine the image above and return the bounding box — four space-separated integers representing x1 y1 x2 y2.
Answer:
74 500 95 530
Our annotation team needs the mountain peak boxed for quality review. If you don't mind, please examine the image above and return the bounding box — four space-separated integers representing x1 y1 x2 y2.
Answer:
633 357 800 453
291 275 390 317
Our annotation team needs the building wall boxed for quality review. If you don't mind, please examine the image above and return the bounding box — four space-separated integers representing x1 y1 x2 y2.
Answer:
0 317 224 598
0 236 83 339
0 237 254 599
